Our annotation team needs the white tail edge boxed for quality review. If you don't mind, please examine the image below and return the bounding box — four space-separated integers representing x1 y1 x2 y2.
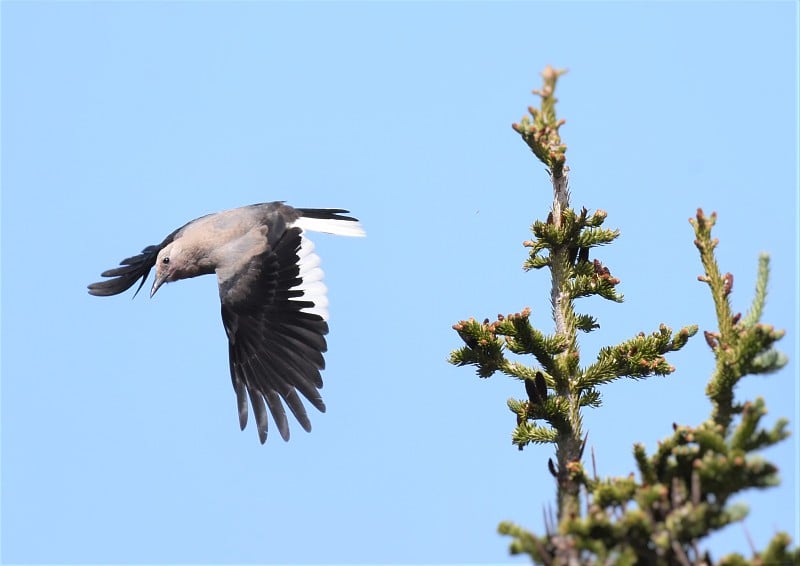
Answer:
293 216 366 238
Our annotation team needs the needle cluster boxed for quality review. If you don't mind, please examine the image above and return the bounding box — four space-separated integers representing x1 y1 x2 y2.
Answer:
449 68 794 565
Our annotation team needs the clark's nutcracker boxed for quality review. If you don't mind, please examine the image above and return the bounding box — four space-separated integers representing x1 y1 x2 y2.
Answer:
88 202 364 443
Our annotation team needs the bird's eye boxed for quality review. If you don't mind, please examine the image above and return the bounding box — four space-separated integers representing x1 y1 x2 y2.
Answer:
162 257 170 264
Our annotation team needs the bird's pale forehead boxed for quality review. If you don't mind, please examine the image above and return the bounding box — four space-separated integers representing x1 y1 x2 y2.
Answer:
156 241 180 263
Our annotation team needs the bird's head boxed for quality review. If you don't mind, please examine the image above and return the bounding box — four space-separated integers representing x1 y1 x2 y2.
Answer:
151 240 212 297
151 242 183 298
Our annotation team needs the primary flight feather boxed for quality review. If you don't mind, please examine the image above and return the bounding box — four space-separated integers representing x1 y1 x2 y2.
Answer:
88 202 365 444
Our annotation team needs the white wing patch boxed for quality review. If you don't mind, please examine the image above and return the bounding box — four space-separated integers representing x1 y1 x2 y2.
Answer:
292 236 329 321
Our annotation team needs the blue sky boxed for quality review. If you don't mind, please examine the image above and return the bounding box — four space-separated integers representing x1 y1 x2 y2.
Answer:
1 1 797 563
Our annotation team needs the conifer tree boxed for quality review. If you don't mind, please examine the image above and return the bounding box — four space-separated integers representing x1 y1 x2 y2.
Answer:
449 66 796 565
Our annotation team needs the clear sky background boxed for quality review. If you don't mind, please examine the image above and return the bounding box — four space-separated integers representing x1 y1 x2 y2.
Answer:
2 1 797 564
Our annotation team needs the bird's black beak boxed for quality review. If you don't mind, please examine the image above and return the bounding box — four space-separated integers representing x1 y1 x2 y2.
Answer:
150 276 166 298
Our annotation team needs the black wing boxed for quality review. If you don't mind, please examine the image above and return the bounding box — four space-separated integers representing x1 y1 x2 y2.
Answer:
87 230 179 297
219 219 328 444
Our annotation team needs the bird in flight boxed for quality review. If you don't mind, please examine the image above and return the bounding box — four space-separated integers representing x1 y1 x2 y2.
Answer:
88 202 365 443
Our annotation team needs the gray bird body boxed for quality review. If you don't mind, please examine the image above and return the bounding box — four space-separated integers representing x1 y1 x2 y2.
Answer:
89 202 364 443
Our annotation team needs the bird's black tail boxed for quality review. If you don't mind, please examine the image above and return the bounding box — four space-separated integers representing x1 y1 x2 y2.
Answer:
294 209 365 237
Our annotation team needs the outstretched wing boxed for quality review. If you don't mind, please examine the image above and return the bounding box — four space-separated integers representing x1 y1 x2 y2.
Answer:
87 230 179 297
219 218 329 443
